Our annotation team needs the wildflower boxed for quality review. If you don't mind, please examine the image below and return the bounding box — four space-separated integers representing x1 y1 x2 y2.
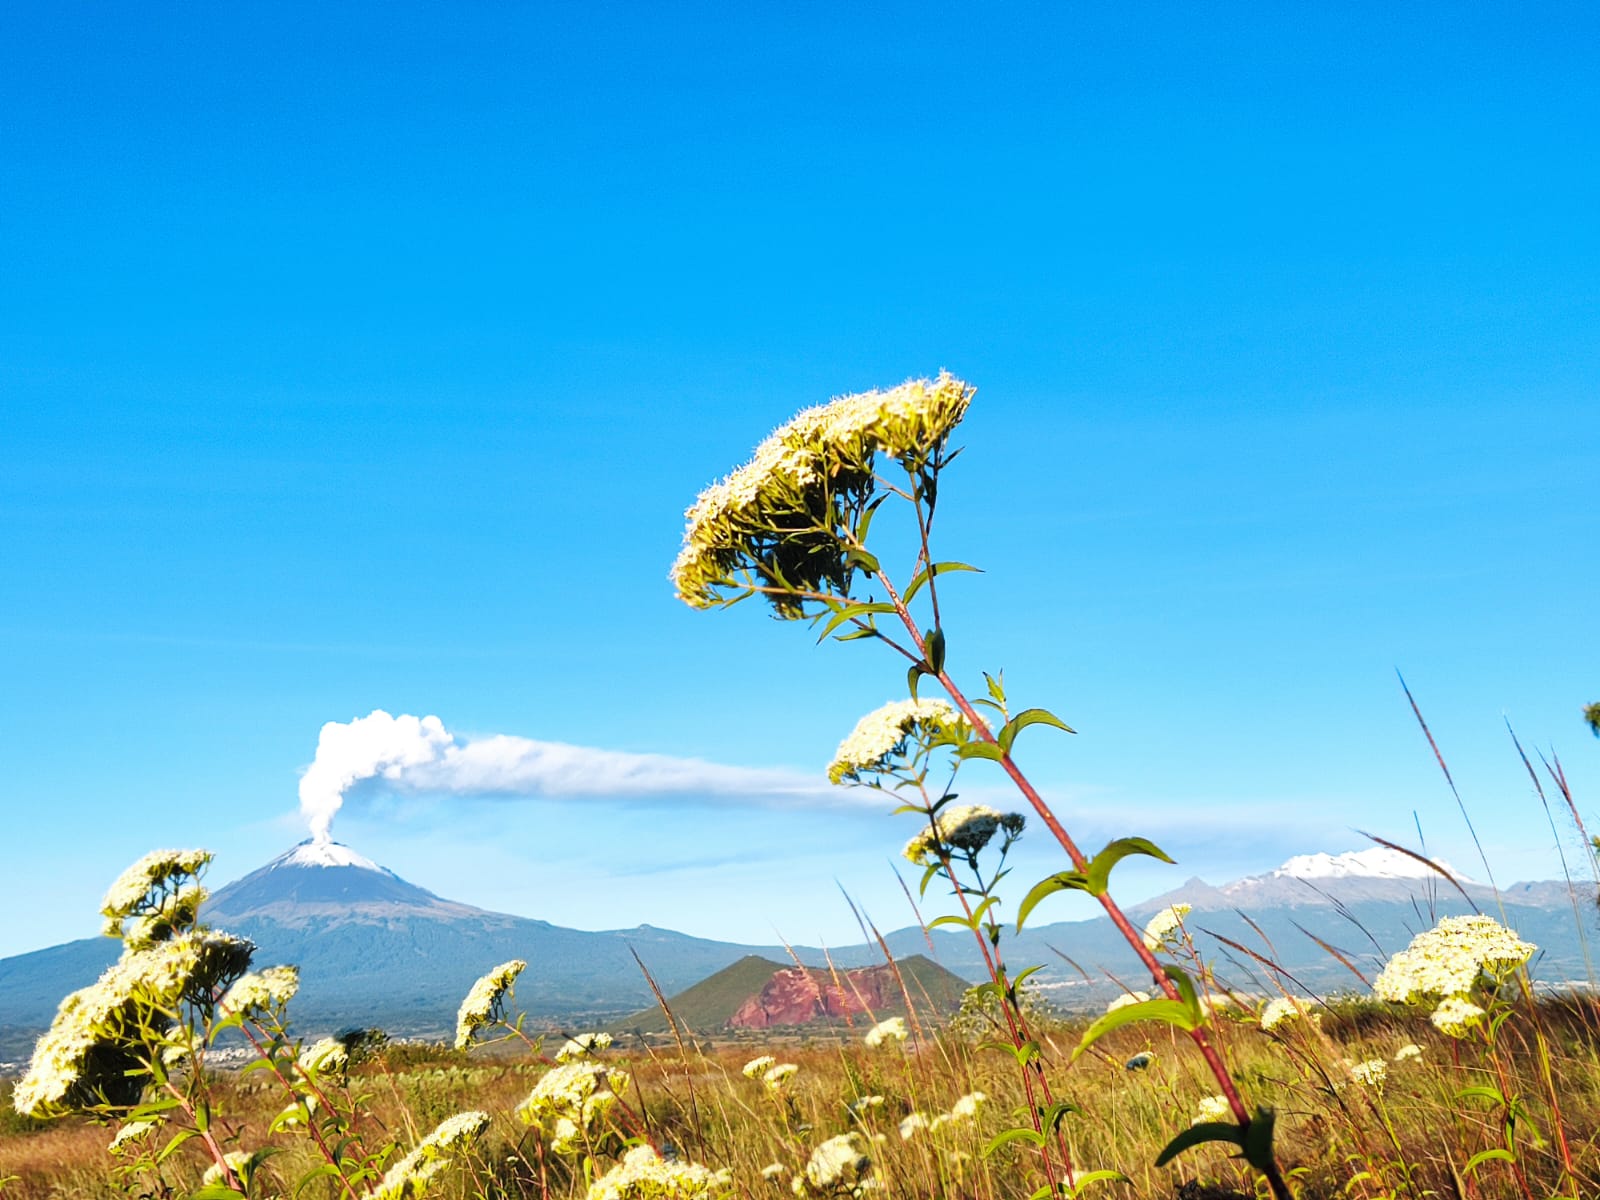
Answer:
671 374 975 616
762 1163 787 1183
454 959 527 1050
373 1110 490 1200
221 965 300 1015
1191 1095 1232 1126
1348 1059 1388 1088
742 1055 777 1079
928 1113 952 1133
122 883 209 951
108 1119 158 1155
793 1132 871 1197
1429 994 1487 1039
1141 904 1191 952
201 1150 253 1189
903 805 1023 865
1373 915 1535 1007
14 930 254 1118
516 1061 631 1151
1393 1043 1424 1062
1124 1051 1155 1071
556 1032 613 1062
862 1017 907 1048
898 1112 928 1140
1106 991 1150 1014
588 1144 733 1200
829 700 967 785
1259 996 1316 1033
949 1091 987 1120
99 850 213 927
297 1037 350 1079
763 1062 799 1091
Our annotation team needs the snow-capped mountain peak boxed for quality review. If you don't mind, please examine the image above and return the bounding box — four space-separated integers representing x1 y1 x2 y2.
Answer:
1268 847 1473 885
271 838 383 872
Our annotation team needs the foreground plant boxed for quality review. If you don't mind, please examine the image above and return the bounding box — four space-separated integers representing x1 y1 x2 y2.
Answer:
670 374 1290 1197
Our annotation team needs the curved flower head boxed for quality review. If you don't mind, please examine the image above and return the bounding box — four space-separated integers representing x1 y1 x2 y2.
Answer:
828 700 968 786
1259 996 1317 1033
100 850 214 944
454 959 527 1050
741 1054 777 1079
221 965 300 1017
793 1133 871 1198
902 805 1022 866
762 1062 799 1091
297 1037 350 1080
671 374 975 616
949 1091 987 1120
556 1031 613 1062
1140 904 1191 952
516 1061 632 1153
201 1150 254 1190
1373 915 1535 1007
1393 1042 1424 1063
587 1144 733 1200
1430 994 1488 1038
862 1017 907 1048
373 1110 490 1200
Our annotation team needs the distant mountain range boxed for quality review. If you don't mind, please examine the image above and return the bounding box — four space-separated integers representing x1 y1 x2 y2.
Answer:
3 841 1594 1062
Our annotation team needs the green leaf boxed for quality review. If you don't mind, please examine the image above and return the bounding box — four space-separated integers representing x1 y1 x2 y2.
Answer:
997 708 1076 754
923 627 946 674
1162 963 1202 1019
985 670 1006 705
929 913 975 932
955 741 1005 762
844 547 881 574
1038 1099 1079 1134
295 1164 348 1197
1071 999 1201 1062
1016 872 1092 930
907 663 926 700
982 1126 1046 1157
815 600 896 642
1081 837 1175 895
155 1128 199 1164
1456 1085 1507 1106
1155 1121 1245 1167
903 561 982 606
1463 1148 1516 1176
854 493 890 545
1241 1106 1277 1173
1065 1171 1132 1196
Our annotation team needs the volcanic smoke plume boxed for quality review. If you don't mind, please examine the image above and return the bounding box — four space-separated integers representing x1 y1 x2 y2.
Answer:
297 709 827 841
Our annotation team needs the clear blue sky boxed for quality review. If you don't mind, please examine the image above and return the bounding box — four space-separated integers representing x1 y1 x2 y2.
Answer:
3 4 1596 960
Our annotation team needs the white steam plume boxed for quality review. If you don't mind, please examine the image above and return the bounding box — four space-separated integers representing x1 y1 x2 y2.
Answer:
298 709 828 841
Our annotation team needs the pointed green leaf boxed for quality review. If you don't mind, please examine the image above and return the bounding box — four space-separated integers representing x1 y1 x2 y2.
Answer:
1071 999 1201 1061
1065 1170 1132 1195
1081 837 1176 895
1463 1148 1516 1176
903 561 983 606
998 708 1077 754
955 741 1005 762
845 547 881 574
982 1126 1047 1157
1015 871 1092 930
1241 1106 1277 1173
907 663 925 700
1154 1121 1245 1167
923 627 945 674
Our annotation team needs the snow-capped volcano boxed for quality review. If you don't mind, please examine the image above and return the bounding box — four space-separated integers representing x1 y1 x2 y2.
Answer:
273 838 383 871
1268 847 1475 885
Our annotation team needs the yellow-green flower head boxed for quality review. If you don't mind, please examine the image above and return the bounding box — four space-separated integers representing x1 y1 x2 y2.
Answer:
373 1110 491 1200
862 1016 907 1048
298 1037 350 1079
221 965 300 1015
1429 994 1487 1039
120 883 209 951
792 1133 872 1198
107 1119 158 1156
828 700 967 785
671 373 976 616
741 1054 777 1079
454 959 527 1050
762 1062 799 1091
1106 990 1150 1014
1348 1059 1388 1088
14 930 254 1118
1259 996 1317 1033
1141 904 1191 952
555 1031 613 1062
516 1061 631 1149
1372 915 1535 1006
1191 1094 1231 1126
902 805 1020 866
99 850 214 923
586 1144 734 1200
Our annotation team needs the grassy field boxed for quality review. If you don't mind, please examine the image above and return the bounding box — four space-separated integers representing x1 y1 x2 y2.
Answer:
5 985 1600 1199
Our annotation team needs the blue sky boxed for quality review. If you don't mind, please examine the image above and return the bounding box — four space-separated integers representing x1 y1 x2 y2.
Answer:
3 4 1597 960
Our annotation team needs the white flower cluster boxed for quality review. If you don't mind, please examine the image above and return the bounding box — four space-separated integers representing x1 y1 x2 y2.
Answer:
454 959 527 1050
201 1150 253 1189
221 965 300 1016
902 805 1022 866
1373 915 1534 1009
297 1037 350 1079
949 1091 987 1120
1191 1094 1232 1126
1106 991 1150 1014
1393 1043 1424 1062
792 1132 872 1197
99 849 213 930
1429 994 1488 1039
516 1061 632 1154
1347 1059 1388 1088
556 1031 614 1062
741 1055 777 1079
898 1113 928 1140
671 374 976 615
1259 996 1317 1033
862 1017 907 1048
15 929 254 1117
373 1110 490 1200
827 700 966 785
107 1119 158 1156
762 1063 799 1092
586 1144 733 1200
1141 904 1192 951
